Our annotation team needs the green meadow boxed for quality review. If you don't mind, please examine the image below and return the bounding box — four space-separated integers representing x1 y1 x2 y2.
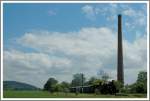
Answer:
3 90 147 98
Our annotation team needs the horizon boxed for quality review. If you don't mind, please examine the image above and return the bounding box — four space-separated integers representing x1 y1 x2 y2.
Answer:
3 3 147 88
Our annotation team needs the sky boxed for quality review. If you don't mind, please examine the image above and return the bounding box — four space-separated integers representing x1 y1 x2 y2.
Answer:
3 3 147 88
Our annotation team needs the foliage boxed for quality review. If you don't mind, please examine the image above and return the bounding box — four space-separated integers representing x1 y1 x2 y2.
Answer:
86 76 97 85
71 73 86 86
43 78 58 92
126 71 147 93
60 81 70 92
97 69 110 82
54 81 70 92
120 84 130 93
44 78 70 93
92 79 103 86
136 71 147 93
137 71 147 83
53 84 63 92
135 82 145 93
113 80 123 92
130 82 146 93
42 71 147 94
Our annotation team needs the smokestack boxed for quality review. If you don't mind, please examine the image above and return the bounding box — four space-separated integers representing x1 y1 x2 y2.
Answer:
117 14 124 84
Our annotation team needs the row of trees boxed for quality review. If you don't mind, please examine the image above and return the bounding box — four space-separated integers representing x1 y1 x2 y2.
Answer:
43 71 147 94
121 71 147 93
43 71 110 93
71 70 111 87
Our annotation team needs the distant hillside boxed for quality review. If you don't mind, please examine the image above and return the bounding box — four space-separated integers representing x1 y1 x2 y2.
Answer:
3 81 39 90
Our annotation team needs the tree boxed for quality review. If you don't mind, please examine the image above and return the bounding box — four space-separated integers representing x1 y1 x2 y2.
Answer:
113 80 123 93
86 76 97 85
61 81 70 89
137 71 147 84
129 71 147 93
71 73 86 87
120 84 130 93
97 69 110 82
136 71 147 93
54 84 63 92
135 82 145 93
43 78 58 92
102 73 110 82
93 79 103 86
60 81 70 92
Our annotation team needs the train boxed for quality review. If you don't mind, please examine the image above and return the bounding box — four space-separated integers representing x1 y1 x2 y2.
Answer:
70 80 119 95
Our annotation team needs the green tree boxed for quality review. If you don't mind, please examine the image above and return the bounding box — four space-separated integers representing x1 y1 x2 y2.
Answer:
129 83 137 93
54 84 63 92
137 71 147 83
136 71 147 93
135 82 145 93
113 80 123 93
61 81 70 89
71 73 86 86
86 76 97 85
43 78 58 92
93 79 103 86
120 84 130 93
129 71 147 93
97 69 110 82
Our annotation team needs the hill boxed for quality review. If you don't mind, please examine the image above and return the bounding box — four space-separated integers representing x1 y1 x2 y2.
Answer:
3 81 39 90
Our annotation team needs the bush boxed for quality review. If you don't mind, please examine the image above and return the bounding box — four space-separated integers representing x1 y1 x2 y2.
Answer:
113 81 123 93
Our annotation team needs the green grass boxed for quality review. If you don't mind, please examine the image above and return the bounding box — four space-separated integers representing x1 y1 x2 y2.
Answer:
3 90 147 98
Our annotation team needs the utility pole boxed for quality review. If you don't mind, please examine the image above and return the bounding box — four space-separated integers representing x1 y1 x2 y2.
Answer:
81 73 84 93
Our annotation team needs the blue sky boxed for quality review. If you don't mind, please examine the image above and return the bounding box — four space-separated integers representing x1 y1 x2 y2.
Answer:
3 3 147 88
4 3 147 45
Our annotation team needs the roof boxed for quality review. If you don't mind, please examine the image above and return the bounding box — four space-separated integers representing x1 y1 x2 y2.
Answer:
70 85 93 88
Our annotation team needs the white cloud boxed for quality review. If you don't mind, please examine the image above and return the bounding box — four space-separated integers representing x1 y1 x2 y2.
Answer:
4 27 147 88
124 35 147 69
81 5 96 20
121 5 147 29
82 5 94 14
4 50 72 88
81 4 147 33
123 8 136 16
48 10 56 16
18 27 116 56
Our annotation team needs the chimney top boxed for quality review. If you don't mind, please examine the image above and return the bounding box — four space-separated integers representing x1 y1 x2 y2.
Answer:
118 14 122 17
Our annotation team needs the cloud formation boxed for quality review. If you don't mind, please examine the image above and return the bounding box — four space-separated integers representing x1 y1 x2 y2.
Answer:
4 27 147 88
82 5 96 20
81 4 147 35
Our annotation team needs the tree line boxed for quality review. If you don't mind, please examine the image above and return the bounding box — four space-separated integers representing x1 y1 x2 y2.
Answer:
43 71 147 94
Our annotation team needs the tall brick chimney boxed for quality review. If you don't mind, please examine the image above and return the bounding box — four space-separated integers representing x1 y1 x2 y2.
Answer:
117 14 124 84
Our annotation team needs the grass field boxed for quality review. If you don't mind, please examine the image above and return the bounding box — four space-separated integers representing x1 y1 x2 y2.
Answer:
3 90 147 98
